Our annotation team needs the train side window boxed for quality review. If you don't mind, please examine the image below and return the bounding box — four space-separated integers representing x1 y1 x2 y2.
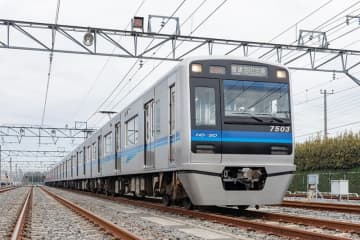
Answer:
126 116 139 146
195 87 216 126
104 132 112 156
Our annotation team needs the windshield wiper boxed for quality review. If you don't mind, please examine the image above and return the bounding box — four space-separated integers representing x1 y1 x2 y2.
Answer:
255 113 286 123
270 116 284 123
231 112 263 122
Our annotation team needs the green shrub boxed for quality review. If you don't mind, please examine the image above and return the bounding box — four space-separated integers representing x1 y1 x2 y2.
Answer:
295 131 360 171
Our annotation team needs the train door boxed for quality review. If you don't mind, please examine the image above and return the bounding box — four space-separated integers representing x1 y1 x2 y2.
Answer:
76 152 79 176
91 142 96 177
97 136 102 173
115 122 121 171
144 100 155 168
169 85 176 163
190 78 222 163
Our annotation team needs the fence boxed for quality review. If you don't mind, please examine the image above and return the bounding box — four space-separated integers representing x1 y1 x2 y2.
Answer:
288 172 360 194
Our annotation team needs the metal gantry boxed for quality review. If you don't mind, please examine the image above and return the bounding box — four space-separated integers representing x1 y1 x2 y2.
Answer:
0 124 96 144
1 149 67 158
1 19 360 84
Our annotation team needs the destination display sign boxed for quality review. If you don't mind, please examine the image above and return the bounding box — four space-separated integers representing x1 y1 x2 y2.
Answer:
231 64 268 77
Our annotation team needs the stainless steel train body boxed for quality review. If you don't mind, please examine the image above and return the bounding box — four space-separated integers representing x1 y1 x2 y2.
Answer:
46 56 295 207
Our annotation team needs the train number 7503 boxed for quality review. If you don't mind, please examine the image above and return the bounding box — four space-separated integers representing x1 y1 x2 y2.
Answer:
270 126 290 132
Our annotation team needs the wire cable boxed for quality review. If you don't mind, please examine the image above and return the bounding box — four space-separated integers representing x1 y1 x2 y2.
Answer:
41 0 61 126
72 0 146 121
87 0 187 123
249 0 335 56
101 0 228 123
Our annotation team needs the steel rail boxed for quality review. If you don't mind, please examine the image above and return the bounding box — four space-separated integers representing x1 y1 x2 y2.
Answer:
59 188 350 240
0 186 16 193
11 187 33 240
282 200 360 214
40 187 142 240
243 210 360 233
286 193 360 201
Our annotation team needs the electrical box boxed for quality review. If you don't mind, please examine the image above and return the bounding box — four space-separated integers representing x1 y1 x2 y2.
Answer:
331 180 349 195
307 174 319 185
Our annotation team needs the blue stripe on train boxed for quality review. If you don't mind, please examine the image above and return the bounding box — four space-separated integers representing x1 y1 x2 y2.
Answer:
191 129 292 144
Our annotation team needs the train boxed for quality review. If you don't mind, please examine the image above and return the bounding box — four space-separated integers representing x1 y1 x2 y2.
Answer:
45 56 295 209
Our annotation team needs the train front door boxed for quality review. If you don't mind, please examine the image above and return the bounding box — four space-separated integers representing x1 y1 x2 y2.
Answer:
190 78 222 163
144 100 155 168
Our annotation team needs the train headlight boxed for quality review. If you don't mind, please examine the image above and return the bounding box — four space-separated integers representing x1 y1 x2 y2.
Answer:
276 70 287 79
191 63 202 73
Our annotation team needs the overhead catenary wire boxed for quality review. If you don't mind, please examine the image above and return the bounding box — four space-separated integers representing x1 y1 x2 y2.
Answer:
248 0 335 57
94 0 212 118
89 1 210 128
71 0 147 121
94 0 228 126
86 0 187 124
90 0 189 117
40 0 61 126
296 120 360 139
261 1 360 62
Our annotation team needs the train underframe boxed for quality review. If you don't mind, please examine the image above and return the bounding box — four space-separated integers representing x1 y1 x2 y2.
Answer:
46 171 190 207
45 166 275 209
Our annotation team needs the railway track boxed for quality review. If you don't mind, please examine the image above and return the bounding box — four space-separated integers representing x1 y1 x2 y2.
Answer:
10 187 32 240
9 187 141 240
0 186 16 193
286 193 360 201
282 200 360 214
49 187 359 240
0 187 29 239
241 209 360 233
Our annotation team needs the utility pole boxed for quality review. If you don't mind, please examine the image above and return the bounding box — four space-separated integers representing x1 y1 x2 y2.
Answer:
320 89 334 139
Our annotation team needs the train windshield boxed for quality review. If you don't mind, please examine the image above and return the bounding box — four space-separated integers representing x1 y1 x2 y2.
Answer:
223 80 290 119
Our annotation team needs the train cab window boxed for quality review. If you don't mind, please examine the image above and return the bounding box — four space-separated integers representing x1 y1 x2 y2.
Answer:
104 132 112 155
195 87 216 126
223 80 290 119
126 116 139 146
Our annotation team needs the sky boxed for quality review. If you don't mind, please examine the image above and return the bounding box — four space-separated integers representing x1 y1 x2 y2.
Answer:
1 0 360 173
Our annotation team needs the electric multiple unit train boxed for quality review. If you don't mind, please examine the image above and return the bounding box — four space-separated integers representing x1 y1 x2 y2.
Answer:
45 56 295 208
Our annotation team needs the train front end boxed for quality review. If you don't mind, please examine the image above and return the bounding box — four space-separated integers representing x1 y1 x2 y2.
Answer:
178 58 295 206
